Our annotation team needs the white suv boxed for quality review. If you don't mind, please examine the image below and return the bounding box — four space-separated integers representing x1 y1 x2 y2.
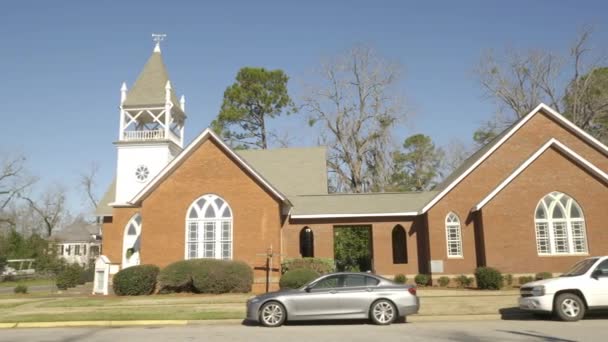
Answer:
519 256 608 321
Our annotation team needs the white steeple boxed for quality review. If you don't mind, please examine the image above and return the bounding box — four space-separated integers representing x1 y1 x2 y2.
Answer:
114 36 186 204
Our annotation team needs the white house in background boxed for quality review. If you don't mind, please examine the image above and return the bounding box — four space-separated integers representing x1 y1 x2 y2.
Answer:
51 218 102 267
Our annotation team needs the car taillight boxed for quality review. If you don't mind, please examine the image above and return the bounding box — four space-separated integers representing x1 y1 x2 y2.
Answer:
408 287 416 296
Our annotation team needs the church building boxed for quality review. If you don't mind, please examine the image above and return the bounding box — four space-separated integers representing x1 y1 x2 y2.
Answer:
93 42 608 294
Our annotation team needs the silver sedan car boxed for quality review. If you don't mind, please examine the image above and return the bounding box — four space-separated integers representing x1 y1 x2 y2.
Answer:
246 272 419 327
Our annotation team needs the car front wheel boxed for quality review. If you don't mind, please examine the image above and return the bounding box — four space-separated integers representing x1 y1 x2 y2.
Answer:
370 299 397 325
259 301 286 327
554 293 585 322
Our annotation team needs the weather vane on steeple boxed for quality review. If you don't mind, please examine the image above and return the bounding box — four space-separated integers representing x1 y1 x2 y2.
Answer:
152 33 166 53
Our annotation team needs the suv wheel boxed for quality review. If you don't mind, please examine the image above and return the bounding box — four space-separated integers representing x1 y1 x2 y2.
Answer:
554 293 585 322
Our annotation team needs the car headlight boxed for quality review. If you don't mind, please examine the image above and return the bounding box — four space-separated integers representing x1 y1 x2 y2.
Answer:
531 286 545 297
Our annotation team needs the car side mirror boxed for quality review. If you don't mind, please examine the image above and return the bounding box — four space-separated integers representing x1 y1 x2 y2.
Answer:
305 286 312 293
591 269 602 280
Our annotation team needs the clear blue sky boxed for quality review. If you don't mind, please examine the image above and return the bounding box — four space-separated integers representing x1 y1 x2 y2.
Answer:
1 1 607 214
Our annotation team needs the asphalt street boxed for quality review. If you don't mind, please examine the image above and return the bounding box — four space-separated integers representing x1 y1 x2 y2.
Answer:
1 319 607 342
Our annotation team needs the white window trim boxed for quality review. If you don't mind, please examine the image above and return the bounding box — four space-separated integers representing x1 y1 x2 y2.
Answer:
535 192 589 256
122 213 142 268
184 194 233 260
445 212 463 258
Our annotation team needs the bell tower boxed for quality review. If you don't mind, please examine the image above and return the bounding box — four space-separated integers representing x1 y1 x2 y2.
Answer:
114 35 186 204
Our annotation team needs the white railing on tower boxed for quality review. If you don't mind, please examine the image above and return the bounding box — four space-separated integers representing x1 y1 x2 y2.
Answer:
123 129 180 144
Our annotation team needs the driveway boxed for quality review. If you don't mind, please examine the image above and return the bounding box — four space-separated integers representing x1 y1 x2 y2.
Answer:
1 319 606 342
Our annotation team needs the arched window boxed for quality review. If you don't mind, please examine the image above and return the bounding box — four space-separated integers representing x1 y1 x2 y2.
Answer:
123 213 142 268
445 212 462 258
186 194 233 260
300 227 314 257
535 192 587 255
392 225 407 264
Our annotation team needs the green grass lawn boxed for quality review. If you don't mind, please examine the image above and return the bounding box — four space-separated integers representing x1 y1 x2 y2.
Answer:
0 293 248 323
0 310 244 323
0 278 55 288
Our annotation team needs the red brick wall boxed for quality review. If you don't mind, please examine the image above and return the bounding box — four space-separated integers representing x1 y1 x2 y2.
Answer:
482 147 608 273
427 110 608 275
104 139 283 291
284 217 425 277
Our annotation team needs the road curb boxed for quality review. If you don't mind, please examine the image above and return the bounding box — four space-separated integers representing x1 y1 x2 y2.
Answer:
0 314 538 329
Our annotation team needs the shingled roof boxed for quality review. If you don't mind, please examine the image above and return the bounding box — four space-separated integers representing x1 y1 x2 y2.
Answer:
289 191 438 218
122 48 182 112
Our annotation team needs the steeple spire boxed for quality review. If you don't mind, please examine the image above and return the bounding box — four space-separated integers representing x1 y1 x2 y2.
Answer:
152 33 166 54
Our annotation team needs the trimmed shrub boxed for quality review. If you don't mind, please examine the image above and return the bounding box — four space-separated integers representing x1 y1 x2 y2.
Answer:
56 264 83 290
474 267 503 290
455 275 474 288
394 274 407 284
280 269 320 289
518 275 535 285
158 259 253 294
14 284 27 294
414 274 429 286
503 274 514 287
113 265 159 296
281 258 335 275
157 260 195 293
438 276 450 287
535 272 553 280
191 260 253 294
79 266 95 284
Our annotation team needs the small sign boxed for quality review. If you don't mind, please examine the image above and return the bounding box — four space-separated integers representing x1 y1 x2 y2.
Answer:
430 260 444 273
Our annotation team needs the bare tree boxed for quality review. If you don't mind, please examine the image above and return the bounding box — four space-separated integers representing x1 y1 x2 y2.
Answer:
0 154 36 228
79 162 100 210
440 139 472 177
303 45 407 192
22 184 67 237
475 28 607 145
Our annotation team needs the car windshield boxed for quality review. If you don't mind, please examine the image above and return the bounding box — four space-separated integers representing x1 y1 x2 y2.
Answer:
561 258 599 277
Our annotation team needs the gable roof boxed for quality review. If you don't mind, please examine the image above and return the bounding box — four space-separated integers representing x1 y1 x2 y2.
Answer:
95 178 116 217
237 147 328 196
128 129 288 205
420 103 608 214
289 191 438 219
122 49 182 111
51 218 100 243
473 138 608 211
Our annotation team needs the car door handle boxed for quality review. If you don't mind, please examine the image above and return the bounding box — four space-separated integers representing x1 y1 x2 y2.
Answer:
365 288 373 292
329 290 337 294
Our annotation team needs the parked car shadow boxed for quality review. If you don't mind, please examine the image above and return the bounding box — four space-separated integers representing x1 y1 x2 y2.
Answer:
242 317 408 327
499 307 608 321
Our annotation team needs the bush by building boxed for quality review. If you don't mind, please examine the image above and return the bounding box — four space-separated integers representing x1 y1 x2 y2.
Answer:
518 275 535 285
279 268 320 289
503 274 514 286
474 267 503 290
280 258 335 275
438 276 450 287
455 275 474 288
393 274 407 284
158 259 253 294
535 272 553 280
113 264 160 296
56 264 84 290
414 274 429 286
